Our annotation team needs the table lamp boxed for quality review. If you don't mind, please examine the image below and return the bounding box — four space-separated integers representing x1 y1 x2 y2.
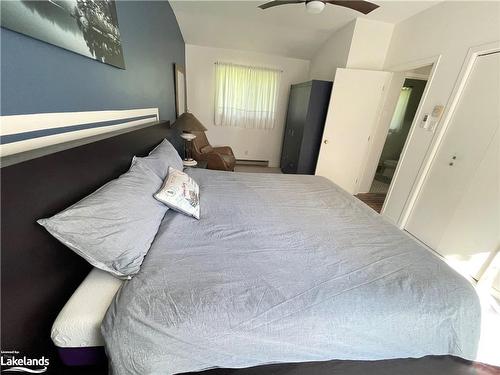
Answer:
173 112 207 167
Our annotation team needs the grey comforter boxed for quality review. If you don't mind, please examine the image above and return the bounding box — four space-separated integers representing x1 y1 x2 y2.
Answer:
102 170 480 375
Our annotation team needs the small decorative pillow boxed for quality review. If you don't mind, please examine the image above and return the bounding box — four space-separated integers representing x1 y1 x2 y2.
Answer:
154 167 200 219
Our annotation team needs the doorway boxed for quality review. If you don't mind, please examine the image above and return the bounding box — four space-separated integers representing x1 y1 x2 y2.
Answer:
356 65 432 213
369 80 427 200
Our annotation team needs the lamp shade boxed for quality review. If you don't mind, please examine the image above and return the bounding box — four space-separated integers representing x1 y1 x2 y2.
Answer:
173 112 207 132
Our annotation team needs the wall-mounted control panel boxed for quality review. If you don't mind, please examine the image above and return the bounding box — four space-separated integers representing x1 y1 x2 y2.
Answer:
420 104 445 132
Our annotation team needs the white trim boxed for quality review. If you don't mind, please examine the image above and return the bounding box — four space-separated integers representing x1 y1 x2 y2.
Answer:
380 55 441 221
477 247 500 300
398 41 500 228
0 108 160 157
403 73 430 81
387 55 441 74
1 118 155 157
404 228 479 287
0 108 158 135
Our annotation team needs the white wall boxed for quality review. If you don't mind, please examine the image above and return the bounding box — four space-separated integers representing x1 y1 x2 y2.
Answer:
494 263 500 295
382 1 500 224
347 18 394 70
185 44 310 167
309 18 393 81
309 21 355 80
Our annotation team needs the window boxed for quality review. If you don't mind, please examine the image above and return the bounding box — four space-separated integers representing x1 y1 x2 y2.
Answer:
214 62 281 129
388 86 412 133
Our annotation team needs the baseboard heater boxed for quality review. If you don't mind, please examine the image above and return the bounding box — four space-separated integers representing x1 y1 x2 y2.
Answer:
235 159 269 167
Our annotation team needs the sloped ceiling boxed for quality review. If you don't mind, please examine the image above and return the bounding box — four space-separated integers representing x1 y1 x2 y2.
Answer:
170 1 441 60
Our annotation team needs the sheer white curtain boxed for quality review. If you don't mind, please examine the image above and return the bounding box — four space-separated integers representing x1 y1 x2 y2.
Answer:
389 87 412 132
214 62 281 129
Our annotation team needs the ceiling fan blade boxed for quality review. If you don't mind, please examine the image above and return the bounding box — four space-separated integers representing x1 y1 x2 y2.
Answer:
325 0 379 14
258 0 305 10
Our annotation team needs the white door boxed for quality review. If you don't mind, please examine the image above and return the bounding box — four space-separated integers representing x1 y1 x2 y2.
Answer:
405 52 500 280
315 68 392 194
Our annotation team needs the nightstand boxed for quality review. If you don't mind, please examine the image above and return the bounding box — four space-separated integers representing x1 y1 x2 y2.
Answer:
184 160 207 170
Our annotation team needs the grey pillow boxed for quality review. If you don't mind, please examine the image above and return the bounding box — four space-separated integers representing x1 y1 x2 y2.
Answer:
37 160 167 279
133 138 183 179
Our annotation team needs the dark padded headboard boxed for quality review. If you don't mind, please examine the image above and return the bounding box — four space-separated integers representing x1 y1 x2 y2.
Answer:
1 121 181 358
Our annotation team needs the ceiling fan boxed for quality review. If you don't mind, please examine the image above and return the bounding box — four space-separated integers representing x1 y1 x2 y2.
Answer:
258 0 379 15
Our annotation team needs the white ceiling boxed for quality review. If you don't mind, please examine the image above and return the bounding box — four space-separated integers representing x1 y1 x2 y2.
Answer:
170 1 441 60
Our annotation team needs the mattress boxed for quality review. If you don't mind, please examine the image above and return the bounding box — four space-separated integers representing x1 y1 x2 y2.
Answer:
51 268 123 348
102 169 481 375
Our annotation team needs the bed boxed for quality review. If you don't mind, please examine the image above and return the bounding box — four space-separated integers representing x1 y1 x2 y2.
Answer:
1 118 481 374
1 118 181 364
100 169 480 374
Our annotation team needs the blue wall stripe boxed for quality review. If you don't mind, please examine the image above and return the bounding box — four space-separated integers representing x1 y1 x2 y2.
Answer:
1 114 158 145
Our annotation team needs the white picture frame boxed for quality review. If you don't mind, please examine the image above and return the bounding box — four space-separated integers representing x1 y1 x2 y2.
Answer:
174 64 187 118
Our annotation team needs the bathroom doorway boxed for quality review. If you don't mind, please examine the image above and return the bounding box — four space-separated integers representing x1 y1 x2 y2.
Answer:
358 65 431 212
370 78 427 193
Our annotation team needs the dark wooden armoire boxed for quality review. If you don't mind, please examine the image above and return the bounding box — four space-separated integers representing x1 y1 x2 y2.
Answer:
280 80 332 174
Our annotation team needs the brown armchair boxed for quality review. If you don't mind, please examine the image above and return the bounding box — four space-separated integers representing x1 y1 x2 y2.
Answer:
192 131 236 171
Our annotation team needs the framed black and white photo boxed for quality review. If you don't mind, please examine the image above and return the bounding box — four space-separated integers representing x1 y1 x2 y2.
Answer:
0 0 125 69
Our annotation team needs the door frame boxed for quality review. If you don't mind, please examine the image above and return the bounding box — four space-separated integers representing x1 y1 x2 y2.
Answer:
360 74 429 195
380 55 441 220
398 41 500 228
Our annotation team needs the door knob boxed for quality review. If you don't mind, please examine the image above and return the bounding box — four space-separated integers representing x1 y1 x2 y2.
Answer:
323 139 329 144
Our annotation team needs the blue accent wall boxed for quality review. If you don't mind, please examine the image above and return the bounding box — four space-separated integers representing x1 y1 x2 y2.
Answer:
0 1 185 122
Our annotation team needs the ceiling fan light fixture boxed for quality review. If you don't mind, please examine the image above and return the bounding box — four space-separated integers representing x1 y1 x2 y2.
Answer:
306 0 325 14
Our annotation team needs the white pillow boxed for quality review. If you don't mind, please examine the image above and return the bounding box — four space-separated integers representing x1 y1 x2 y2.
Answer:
154 167 200 219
